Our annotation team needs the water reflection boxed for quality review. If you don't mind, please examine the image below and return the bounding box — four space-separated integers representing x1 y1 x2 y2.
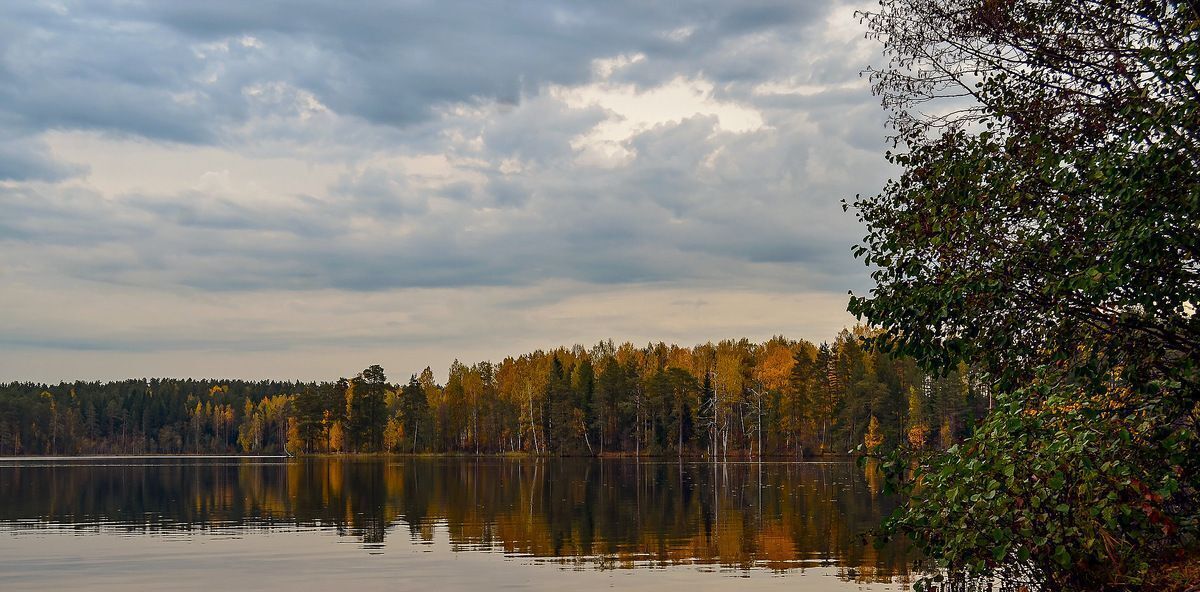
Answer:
0 458 912 583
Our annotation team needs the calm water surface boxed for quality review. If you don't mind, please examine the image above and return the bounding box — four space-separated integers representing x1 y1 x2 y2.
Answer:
0 458 916 591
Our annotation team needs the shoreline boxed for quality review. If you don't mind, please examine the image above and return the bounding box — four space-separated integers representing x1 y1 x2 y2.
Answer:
0 451 863 461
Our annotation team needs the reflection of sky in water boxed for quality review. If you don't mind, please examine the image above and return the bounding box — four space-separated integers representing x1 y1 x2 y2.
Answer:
1 527 910 592
0 459 916 591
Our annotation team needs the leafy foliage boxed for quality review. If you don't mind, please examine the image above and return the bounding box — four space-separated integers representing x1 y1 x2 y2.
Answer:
874 378 1198 589
852 0 1200 587
852 0 1199 388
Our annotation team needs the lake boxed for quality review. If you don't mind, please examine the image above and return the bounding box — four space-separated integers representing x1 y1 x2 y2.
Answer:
0 457 916 590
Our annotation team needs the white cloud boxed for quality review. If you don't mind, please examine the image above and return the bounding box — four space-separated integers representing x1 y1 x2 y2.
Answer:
752 79 866 97
555 75 765 166
661 26 697 42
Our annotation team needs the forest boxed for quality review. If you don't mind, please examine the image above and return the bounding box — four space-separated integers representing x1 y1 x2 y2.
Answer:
0 328 989 457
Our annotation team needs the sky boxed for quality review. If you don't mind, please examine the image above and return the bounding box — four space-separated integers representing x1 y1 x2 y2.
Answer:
0 0 892 383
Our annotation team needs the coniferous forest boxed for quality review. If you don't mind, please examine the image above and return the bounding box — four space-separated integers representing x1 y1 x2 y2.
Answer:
0 328 988 457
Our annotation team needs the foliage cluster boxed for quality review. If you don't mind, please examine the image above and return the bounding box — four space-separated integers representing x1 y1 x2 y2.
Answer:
853 0 1200 588
874 378 1197 589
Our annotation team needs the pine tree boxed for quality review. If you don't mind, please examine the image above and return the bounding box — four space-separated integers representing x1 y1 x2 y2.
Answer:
347 365 387 452
398 375 429 453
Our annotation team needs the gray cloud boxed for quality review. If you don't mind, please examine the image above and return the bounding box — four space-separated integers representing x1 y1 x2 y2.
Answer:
0 1 837 141
0 138 87 181
0 110 876 294
0 0 889 375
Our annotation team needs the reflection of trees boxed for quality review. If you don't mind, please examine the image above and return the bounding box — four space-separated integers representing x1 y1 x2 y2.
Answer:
0 459 912 582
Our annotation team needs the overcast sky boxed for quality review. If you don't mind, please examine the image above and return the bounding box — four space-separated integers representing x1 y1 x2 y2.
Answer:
0 0 891 383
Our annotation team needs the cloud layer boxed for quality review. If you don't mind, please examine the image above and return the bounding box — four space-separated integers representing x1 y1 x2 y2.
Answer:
0 0 889 381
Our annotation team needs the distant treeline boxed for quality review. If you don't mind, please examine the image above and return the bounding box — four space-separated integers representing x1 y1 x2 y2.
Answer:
0 328 991 456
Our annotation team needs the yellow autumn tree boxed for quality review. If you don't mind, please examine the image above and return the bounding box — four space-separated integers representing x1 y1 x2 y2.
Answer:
939 418 954 449
907 424 929 449
328 420 346 453
284 417 302 455
383 416 404 452
905 387 929 449
863 415 884 453
753 338 795 392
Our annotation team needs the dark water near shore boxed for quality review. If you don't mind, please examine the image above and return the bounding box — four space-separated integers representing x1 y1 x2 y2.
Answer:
0 457 916 591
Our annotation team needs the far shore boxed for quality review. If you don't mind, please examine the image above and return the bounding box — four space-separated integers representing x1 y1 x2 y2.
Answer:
1 451 862 461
